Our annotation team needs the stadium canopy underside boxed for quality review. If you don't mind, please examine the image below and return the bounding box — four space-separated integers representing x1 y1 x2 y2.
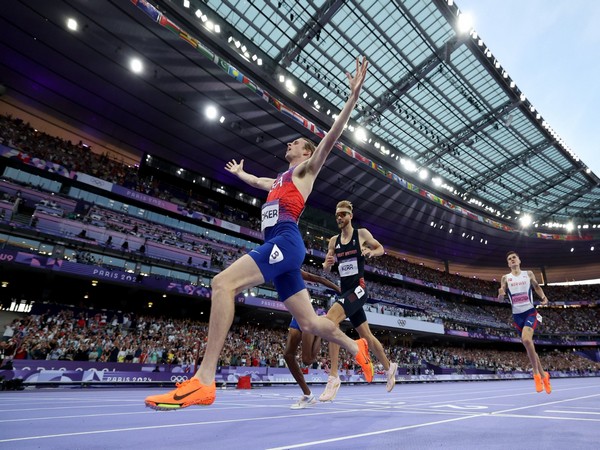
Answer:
199 0 599 224
1 0 599 272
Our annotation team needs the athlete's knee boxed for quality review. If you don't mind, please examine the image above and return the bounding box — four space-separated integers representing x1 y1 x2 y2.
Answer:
301 355 314 365
211 271 235 296
283 352 295 365
521 336 534 347
300 342 317 365
297 318 318 336
299 323 316 336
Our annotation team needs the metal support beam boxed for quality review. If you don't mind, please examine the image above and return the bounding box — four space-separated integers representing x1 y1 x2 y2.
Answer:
580 197 600 217
537 184 595 221
356 38 464 126
500 167 580 214
420 99 520 167
466 139 553 194
276 0 345 69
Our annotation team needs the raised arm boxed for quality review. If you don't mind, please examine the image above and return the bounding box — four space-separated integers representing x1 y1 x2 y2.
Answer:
300 269 341 293
358 228 384 259
225 159 274 191
528 271 548 306
304 56 369 177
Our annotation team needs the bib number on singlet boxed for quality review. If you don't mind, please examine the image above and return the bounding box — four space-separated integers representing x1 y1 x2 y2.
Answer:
511 293 529 304
338 258 358 277
354 285 365 299
261 201 279 231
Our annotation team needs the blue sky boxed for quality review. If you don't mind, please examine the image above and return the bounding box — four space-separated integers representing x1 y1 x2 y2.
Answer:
456 0 600 175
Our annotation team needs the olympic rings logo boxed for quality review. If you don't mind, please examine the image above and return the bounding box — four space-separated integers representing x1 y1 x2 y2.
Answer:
170 375 189 382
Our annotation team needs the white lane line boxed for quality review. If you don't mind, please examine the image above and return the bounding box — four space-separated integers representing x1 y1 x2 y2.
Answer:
0 400 287 414
490 393 600 415
0 408 375 443
267 391 600 448
328 383 600 411
0 403 341 423
0 404 138 412
550 405 600 411
265 414 485 450
545 410 600 416
0 411 158 422
494 413 600 422
0 404 284 423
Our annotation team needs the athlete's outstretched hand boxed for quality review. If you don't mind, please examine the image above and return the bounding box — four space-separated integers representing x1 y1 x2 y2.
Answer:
346 56 369 101
225 159 244 176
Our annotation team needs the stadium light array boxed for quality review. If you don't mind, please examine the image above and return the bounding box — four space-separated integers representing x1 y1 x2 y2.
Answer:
205 105 218 119
129 58 143 74
519 214 533 228
457 13 473 33
66 18 78 31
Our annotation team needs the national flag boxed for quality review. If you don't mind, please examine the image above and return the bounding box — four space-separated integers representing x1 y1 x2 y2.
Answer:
159 16 181 34
179 31 199 49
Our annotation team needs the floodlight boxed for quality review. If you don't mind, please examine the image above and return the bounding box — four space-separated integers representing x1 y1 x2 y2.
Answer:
67 18 78 31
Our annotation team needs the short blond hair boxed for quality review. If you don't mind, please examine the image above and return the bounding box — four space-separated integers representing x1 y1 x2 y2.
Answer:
303 138 316 156
336 200 353 212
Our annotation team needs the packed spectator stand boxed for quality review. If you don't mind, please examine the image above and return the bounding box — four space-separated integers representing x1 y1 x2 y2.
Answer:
1 113 599 383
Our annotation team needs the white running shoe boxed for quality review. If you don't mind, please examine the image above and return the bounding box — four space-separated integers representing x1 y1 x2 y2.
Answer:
386 362 398 392
290 394 317 409
319 376 341 402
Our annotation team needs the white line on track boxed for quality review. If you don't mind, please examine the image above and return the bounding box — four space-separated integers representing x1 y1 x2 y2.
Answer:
266 391 600 448
545 410 600 416
324 382 600 410
2 381 599 444
549 405 600 411
489 393 600 415
265 415 486 450
0 404 138 412
0 403 322 423
493 413 600 422
0 404 273 423
0 409 369 443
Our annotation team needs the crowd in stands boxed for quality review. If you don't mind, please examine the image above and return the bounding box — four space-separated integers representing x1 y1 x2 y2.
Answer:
392 345 599 374
0 111 600 301
0 115 129 184
2 306 599 375
2 179 600 340
81 205 247 270
2 113 600 303
369 255 499 297
2 112 600 377
2 195 600 344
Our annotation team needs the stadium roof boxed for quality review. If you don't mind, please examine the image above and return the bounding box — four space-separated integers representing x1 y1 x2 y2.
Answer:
1 0 598 274
203 0 599 224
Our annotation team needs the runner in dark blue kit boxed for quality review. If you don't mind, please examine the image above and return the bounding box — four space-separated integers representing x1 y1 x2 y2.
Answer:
145 57 373 410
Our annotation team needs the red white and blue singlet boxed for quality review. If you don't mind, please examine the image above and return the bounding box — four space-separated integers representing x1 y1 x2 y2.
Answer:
248 165 307 301
262 166 305 233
